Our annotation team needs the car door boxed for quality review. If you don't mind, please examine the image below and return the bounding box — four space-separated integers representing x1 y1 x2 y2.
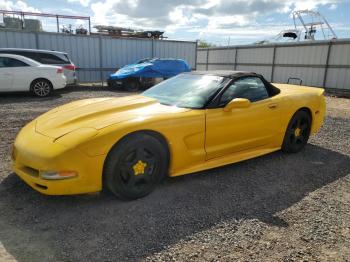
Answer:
0 57 13 91
205 76 282 160
6 58 32 91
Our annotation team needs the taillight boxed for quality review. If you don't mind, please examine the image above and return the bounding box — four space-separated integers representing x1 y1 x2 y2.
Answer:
64 64 76 71
57 67 63 74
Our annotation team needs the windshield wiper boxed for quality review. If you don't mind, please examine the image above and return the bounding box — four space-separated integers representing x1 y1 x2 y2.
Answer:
159 102 173 106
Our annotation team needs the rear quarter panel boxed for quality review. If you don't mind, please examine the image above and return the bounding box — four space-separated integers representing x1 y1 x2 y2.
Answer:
39 68 67 89
51 64 76 85
273 83 326 134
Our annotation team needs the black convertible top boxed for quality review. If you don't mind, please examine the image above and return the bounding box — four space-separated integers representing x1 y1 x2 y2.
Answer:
190 70 281 106
190 70 259 79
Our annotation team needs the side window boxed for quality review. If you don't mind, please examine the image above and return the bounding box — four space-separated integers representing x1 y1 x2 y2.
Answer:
7 58 30 67
1 51 40 62
219 77 269 106
56 53 70 63
17 52 39 62
0 57 7 68
38 53 67 64
0 57 27 67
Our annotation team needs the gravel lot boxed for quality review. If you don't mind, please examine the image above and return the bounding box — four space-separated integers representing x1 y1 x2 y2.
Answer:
0 86 349 262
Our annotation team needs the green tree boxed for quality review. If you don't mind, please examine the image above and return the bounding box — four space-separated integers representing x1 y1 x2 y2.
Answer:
198 40 216 48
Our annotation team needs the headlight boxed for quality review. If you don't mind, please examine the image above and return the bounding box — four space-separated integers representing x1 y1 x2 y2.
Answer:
40 171 78 180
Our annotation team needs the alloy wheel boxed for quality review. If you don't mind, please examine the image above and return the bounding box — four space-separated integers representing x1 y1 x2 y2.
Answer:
118 147 158 194
288 115 309 146
33 81 51 97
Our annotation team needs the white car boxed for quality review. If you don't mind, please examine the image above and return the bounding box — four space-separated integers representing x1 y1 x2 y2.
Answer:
0 48 77 85
0 54 66 97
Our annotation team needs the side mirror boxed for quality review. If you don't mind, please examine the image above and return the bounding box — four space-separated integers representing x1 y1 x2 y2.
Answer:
223 98 251 112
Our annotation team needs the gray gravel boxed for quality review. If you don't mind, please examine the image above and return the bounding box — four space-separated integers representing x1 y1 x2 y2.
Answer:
0 87 349 262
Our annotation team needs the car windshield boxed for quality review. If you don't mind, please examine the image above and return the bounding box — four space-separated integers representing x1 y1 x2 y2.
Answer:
142 74 227 109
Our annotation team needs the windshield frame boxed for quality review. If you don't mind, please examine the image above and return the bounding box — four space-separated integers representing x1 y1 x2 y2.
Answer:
142 73 231 109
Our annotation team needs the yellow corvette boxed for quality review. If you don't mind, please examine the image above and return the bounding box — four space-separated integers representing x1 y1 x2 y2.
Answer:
12 71 326 199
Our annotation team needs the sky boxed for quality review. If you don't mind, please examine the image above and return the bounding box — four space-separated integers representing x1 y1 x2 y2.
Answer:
0 0 350 45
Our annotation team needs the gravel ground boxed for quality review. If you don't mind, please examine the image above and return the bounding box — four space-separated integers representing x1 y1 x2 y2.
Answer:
0 87 349 262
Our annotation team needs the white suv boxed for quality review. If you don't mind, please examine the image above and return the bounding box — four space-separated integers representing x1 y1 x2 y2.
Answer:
0 54 66 97
0 48 77 85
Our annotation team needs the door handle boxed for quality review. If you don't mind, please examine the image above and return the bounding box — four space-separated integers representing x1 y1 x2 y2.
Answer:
268 103 278 109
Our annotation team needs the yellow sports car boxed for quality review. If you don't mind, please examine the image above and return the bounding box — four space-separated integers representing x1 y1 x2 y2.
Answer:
12 71 326 199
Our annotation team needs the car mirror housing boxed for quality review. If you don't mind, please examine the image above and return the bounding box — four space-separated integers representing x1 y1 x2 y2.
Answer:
223 98 251 112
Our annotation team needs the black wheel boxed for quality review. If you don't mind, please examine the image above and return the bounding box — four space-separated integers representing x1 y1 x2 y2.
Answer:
107 80 116 88
30 79 53 97
107 79 121 89
123 78 140 92
104 133 169 200
282 110 311 153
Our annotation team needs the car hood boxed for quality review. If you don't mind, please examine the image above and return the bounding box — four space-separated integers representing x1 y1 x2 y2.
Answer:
35 95 189 139
109 62 152 80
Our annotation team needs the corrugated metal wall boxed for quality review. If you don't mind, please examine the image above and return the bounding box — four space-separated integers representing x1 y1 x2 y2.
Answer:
0 31 37 48
197 39 350 92
0 30 197 82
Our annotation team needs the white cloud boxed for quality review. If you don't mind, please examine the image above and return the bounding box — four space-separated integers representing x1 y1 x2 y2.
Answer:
89 0 341 43
0 0 40 12
2 0 342 44
66 0 90 7
291 0 333 10
91 0 119 27
330 3 338 9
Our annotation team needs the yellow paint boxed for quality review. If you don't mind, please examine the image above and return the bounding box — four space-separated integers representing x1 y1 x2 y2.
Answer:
133 160 147 176
12 84 326 195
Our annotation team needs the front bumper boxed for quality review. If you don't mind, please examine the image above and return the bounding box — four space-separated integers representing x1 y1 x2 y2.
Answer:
12 121 105 195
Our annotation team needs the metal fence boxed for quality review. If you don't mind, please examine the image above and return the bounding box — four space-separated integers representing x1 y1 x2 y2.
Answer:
0 30 197 83
197 39 350 93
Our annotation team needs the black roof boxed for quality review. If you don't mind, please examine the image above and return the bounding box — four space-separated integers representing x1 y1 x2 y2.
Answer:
190 70 258 78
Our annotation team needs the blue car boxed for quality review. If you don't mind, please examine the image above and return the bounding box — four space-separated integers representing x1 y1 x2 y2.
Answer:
107 58 191 91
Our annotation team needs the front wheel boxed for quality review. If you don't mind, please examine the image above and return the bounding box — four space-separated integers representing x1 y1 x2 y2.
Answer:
122 78 140 92
30 79 53 97
282 110 311 153
104 133 169 200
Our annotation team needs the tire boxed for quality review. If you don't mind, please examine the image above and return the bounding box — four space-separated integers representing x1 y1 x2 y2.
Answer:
282 110 312 153
104 133 169 200
122 78 140 92
30 79 53 97
107 79 120 89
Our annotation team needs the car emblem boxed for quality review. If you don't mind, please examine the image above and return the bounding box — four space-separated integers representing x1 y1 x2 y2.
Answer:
294 127 302 137
133 160 147 176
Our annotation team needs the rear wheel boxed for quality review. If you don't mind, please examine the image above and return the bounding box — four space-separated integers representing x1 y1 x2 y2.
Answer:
30 79 53 97
104 133 169 200
282 110 311 153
